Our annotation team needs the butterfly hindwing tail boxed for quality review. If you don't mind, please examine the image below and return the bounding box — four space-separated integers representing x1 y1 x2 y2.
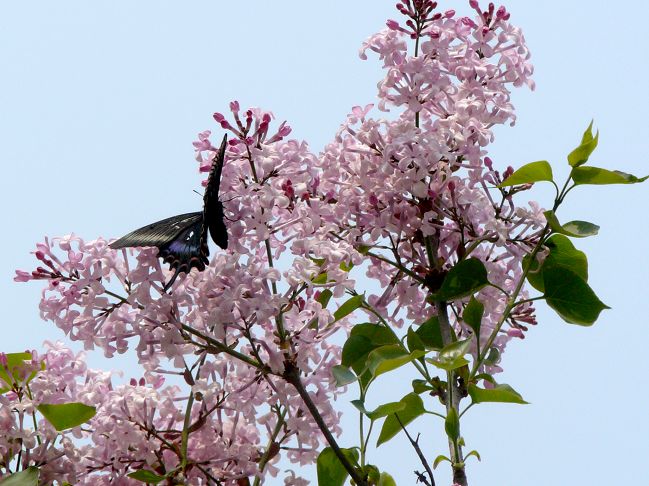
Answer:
109 212 208 290
159 217 209 291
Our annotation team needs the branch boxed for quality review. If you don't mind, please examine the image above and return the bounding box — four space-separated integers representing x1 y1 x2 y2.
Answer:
180 324 267 371
395 416 435 486
282 363 366 486
253 407 287 486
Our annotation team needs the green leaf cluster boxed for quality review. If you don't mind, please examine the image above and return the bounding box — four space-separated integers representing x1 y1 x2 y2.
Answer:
504 123 645 326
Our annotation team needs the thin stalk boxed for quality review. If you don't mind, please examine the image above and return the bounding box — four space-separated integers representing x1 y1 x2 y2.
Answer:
459 402 475 419
469 223 550 380
366 251 425 283
180 391 195 469
254 407 287 485
359 403 366 467
283 364 366 486
414 21 421 128
436 303 467 485
513 296 544 307
181 324 265 370
24 385 41 446
245 145 287 342
396 415 435 486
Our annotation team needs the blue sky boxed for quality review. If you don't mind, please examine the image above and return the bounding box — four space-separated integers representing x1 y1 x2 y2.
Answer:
2 1 648 485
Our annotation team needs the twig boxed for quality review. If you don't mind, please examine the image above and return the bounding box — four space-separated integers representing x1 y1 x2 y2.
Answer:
395 415 435 486
282 363 366 486
180 324 266 370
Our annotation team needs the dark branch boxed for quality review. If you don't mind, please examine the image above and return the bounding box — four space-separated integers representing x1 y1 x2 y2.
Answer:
282 363 366 486
395 415 435 486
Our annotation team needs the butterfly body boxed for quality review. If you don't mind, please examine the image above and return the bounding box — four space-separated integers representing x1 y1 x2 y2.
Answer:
110 135 228 290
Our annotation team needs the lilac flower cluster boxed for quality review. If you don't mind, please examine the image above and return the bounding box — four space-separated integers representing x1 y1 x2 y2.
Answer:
323 0 540 360
12 1 543 483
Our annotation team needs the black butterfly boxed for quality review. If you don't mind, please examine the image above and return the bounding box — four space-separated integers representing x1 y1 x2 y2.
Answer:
110 134 229 290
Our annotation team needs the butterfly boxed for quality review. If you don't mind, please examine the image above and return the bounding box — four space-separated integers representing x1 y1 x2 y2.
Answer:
110 134 229 290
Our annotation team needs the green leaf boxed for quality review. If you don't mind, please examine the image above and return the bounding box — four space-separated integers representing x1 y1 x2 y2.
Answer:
378 472 397 486
525 234 588 292
483 347 500 366
463 297 484 336
357 244 371 255
377 393 425 446
310 289 334 329
354 398 408 421
341 324 400 388
427 357 469 372
568 123 599 167
317 447 359 486
444 407 460 440
310 257 326 267
339 261 354 272
0 352 43 393
341 324 399 372
411 379 433 394
341 335 376 373
333 295 364 321
466 450 482 462
426 339 472 371
543 265 609 325
432 258 489 301
37 402 96 431
415 316 444 350
366 402 407 421
361 465 381 484
316 289 333 308
351 399 368 414
543 210 599 238
562 221 600 237
351 323 399 346
366 345 426 378
433 455 451 469
127 470 167 484
0 467 39 486
571 166 649 185
468 383 528 404
331 365 357 387
312 272 328 284
474 373 496 385
499 160 553 187
362 465 381 484
406 327 425 353
580 120 595 144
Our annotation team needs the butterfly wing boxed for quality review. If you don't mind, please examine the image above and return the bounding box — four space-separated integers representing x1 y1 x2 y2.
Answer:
203 134 229 250
110 212 203 249
110 211 208 290
109 132 229 290
158 217 209 290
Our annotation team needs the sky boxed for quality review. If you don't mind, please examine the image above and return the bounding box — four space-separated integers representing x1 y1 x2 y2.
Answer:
1 1 648 485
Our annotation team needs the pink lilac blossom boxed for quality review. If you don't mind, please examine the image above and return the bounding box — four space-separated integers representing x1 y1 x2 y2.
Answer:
1 344 274 484
13 1 543 483
15 107 353 484
319 0 541 365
